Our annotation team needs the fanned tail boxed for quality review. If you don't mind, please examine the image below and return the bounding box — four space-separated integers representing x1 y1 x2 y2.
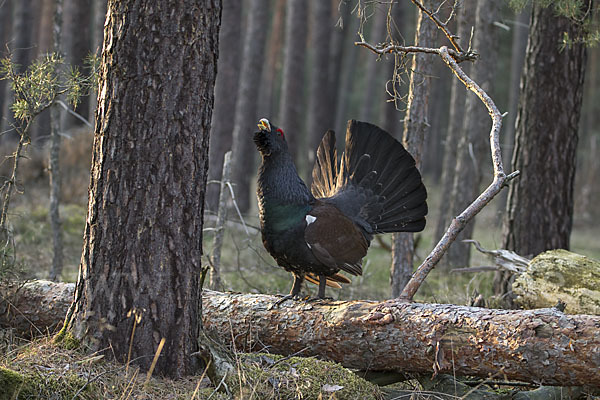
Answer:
310 120 427 238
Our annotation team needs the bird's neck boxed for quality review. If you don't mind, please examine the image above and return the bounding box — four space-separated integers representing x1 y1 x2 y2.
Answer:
257 152 312 233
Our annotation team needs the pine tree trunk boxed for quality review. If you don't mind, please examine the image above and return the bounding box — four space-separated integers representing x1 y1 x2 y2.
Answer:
278 0 308 168
61 0 92 130
0 0 13 127
88 0 108 119
496 8 529 216
66 0 221 378
499 4 587 300
390 1 436 297
307 0 333 168
328 0 350 132
434 0 476 246
379 1 406 136
444 0 499 269
48 0 64 282
502 5 586 257
359 6 387 124
333 9 359 133
256 0 285 119
230 0 269 213
206 0 242 212
1 0 34 140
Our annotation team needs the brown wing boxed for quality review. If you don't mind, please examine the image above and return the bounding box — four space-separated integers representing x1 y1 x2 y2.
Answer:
304 201 368 276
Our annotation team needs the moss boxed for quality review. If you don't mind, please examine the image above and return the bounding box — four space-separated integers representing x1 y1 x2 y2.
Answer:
513 249 600 314
232 353 383 400
0 367 34 399
0 366 91 400
54 329 81 350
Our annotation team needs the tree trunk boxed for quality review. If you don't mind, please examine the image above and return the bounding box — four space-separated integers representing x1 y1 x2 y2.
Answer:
333 9 359 133
206 0 242 212
1 0 34 140
230 0 269 213
60 0 92 131
379 1 406 136
444 0 499 269
390 1 436 297
65 0 221 378
88 0 108 119
434 0 476 245
5 282 600 387
496 7 529 217
359 6 387 124
0 0 13 130
502 5 586 258
256 0 285 120
328 0 350 133
48 0 64 282
278 0 308 169
306 0 333 168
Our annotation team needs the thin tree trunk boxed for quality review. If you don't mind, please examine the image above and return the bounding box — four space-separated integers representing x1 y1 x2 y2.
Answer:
48 0 64 282
0 0 13 125
230 0 269 214
444 0 499 269
65 0 221 377
257 0 285 120
210 151 232 291
6 282 600 387
30 0 55 141
60 0 92 131
496 8 529 217
334 10 359 133
434 0 476 244
1 0 34 140
328 0 350 132
360 6 387 124
278 0 308 168
390 1 436 297
307 0 333 167
88 0 108 120
206 0 242 212
379 1 406 136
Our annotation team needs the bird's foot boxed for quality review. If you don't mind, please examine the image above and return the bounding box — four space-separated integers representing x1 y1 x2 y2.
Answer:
271 293 303 308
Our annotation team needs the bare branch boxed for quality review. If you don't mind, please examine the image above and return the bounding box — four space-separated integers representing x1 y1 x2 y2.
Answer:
409 0 464 52
354 41 478 63
399 46 519 300
357 30 520 301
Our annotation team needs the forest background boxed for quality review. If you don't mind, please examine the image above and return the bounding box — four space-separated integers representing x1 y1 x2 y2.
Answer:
0 0 598 304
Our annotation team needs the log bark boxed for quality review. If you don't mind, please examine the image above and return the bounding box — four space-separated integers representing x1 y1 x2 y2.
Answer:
2 280 600 387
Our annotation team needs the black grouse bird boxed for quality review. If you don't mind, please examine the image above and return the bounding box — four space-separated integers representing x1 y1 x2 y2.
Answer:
253 118 427 299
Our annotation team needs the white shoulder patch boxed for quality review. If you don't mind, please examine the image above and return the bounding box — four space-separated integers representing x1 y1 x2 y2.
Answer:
305 215 317 225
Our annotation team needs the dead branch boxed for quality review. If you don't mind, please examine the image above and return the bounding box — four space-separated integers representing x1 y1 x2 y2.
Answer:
2 280 600 387
357 23 520 300
355 40 478 63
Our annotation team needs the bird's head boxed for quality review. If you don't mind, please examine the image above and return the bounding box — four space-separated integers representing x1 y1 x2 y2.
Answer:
254 118 288 156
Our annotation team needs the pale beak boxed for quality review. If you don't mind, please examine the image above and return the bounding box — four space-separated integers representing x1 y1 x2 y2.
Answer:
258 118 271 132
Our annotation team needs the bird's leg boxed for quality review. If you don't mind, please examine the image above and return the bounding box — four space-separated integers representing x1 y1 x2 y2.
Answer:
290 274 304 297
317 275 327 299
274 274 304 307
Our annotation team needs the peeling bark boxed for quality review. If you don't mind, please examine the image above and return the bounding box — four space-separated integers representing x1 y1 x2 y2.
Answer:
2 281 599 387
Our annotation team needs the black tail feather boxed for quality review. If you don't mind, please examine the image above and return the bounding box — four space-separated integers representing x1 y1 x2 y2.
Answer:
311 120 427 237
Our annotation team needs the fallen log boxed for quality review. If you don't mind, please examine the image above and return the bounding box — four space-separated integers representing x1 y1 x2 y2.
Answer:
1 281 599 387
